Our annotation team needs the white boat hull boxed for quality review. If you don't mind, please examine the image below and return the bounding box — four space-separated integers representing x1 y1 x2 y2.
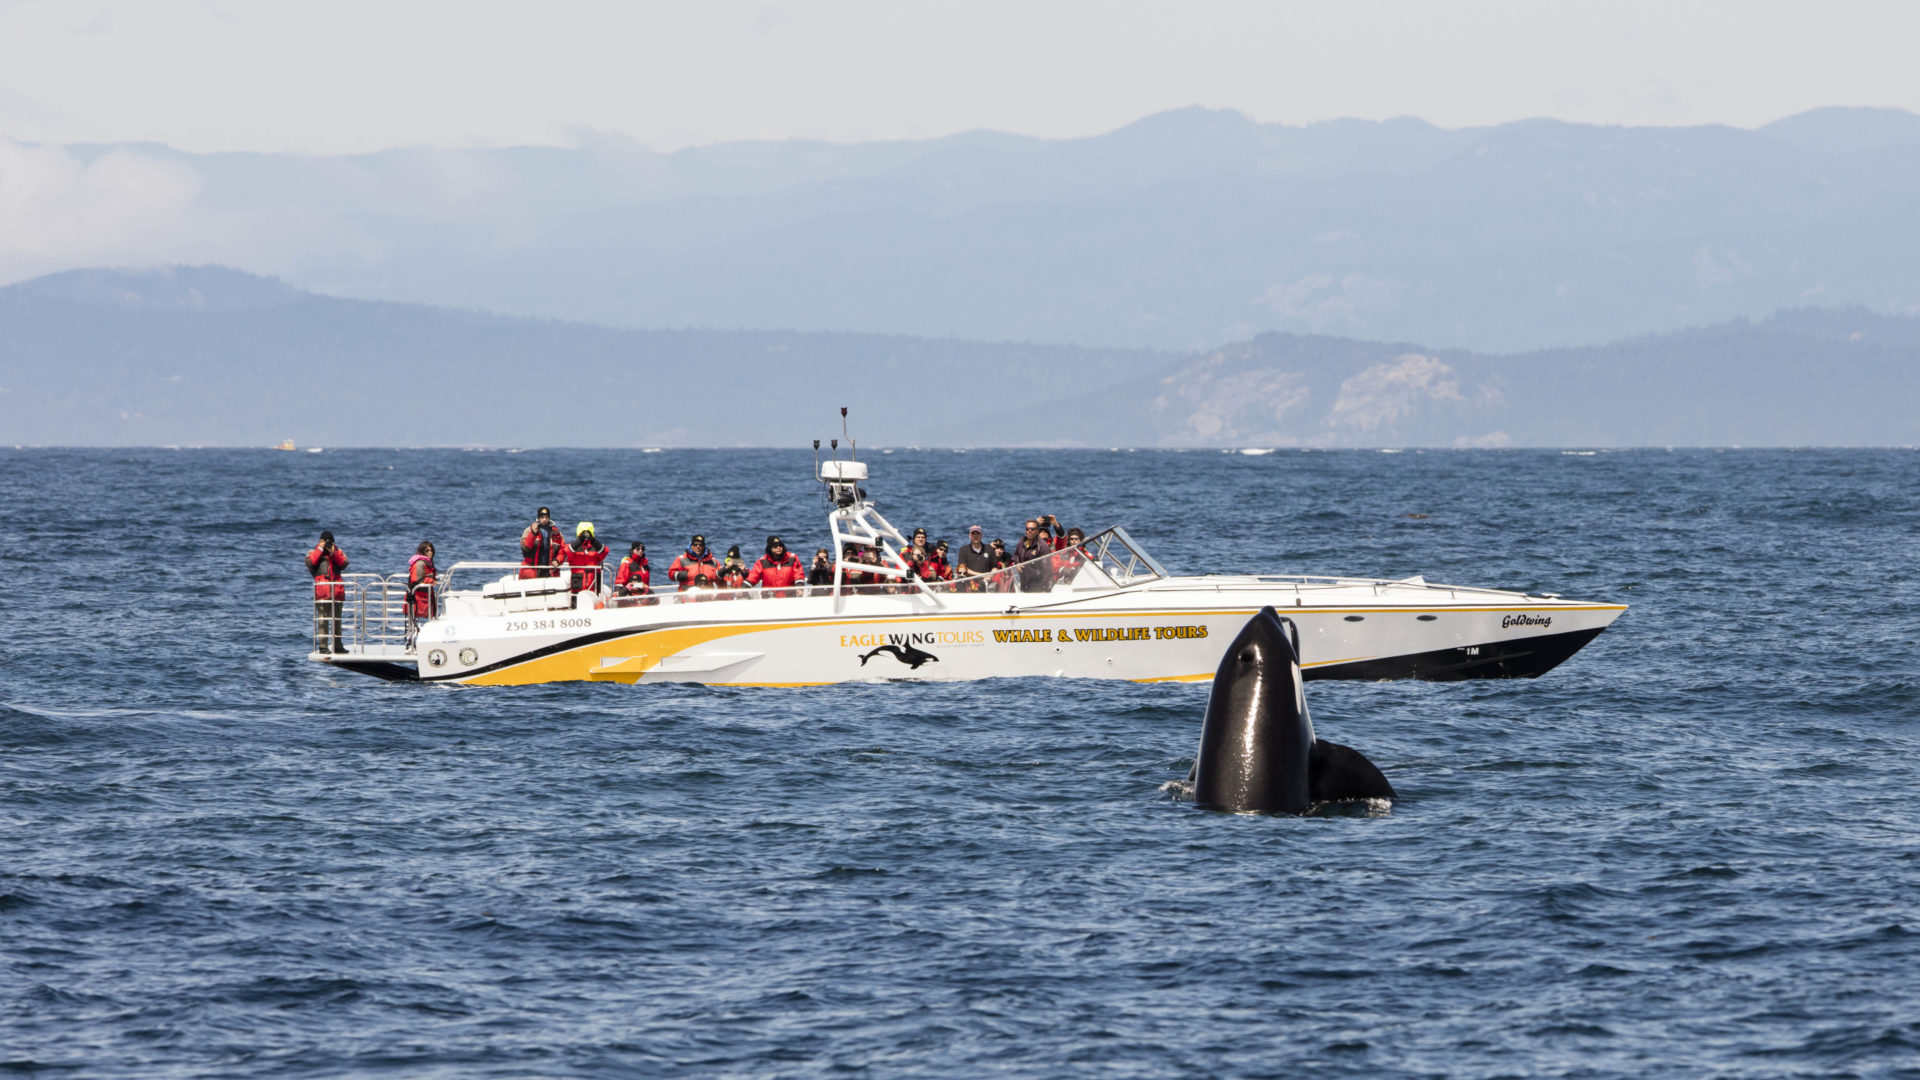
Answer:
323 576 1624 687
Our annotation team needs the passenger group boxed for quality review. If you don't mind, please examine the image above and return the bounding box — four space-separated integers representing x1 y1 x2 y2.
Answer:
306 508 1090 652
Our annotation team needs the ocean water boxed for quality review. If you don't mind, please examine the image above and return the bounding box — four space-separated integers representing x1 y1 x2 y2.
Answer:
3 447 1919 1078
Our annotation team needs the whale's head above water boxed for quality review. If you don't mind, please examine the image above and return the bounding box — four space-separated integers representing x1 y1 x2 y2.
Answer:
1193 607 1316 813
1192 606 1395 815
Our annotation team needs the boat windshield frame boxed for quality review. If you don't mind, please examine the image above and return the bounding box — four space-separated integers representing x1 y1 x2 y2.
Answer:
1076 526 1167 588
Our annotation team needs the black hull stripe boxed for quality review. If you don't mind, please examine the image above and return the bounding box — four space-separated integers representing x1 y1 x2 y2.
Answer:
327 659 420 682
420 622 711 682
1307 626 1607 682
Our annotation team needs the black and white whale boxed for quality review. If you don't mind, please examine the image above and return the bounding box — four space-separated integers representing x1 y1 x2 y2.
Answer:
859 643 939 669
1190 606 1396 814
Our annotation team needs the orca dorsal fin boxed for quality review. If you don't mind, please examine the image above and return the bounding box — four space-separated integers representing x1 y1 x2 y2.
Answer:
1307 739 1397 803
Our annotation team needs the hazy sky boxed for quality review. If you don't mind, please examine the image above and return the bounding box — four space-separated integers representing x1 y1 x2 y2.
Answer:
0 0 1915 153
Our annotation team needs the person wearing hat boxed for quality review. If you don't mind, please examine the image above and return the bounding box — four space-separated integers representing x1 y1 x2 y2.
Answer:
748 535 806 598
519 506 568 580
988 537 1015 592
901 527 932 583
917 539 953 584
716 544 751 592
566 521 608 598
955 524 994 591
305 530 349 653
615 541 652 599
668 534 720 595
806 546 835 589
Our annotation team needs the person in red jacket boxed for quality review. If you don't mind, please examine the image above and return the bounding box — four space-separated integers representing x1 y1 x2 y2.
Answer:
1039 513 1070 551
1050 526 1088 586
988 537 1015 593
858 544 887 592
918 539 953 584
406 540 437 646
306 530 349 653
898 528 933 593
669 534 720 596
567 522 608 598
520 506 568 579
615 541 652 599
748 535 806 597
837 543 869 590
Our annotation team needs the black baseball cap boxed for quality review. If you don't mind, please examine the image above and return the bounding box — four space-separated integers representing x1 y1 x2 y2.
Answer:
691 534 705 545
537 507 551 517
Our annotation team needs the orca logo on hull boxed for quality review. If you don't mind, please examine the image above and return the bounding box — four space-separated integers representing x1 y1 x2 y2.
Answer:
860 643 939 669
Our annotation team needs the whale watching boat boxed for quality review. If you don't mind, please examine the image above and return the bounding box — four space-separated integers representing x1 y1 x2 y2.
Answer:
309 445 1625 687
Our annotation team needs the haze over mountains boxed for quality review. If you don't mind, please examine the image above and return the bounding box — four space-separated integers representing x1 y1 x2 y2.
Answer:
15 106 1920 353
5 267 1916 448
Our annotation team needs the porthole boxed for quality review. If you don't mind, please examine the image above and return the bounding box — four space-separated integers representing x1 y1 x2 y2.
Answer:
1416 614 1438 622
426 649 447 668
459 648 479 666
1344 615 1365 622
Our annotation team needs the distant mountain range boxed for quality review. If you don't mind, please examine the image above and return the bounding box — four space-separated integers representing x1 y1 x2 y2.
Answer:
15 106 1920 353
4 266 1916 448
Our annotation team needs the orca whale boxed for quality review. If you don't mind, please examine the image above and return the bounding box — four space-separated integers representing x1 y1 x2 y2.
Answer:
1191 606 1395 814
859 643 939 669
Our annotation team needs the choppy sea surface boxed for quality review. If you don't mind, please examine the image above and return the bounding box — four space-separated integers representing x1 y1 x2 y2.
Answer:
3 447 1919 1078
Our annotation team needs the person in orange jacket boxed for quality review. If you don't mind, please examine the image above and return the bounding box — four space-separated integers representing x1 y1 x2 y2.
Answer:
306 530 349 653
748 535 806 597
567 522 608 597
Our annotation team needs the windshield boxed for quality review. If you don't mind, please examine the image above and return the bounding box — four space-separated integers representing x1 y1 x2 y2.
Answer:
920 526 1165 595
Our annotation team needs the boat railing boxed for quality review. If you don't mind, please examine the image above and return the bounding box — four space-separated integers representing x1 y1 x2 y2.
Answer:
309 572 429 657
427 525 1170 612
436 561 900 609
1146 573 1533 600
440 561 612 600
